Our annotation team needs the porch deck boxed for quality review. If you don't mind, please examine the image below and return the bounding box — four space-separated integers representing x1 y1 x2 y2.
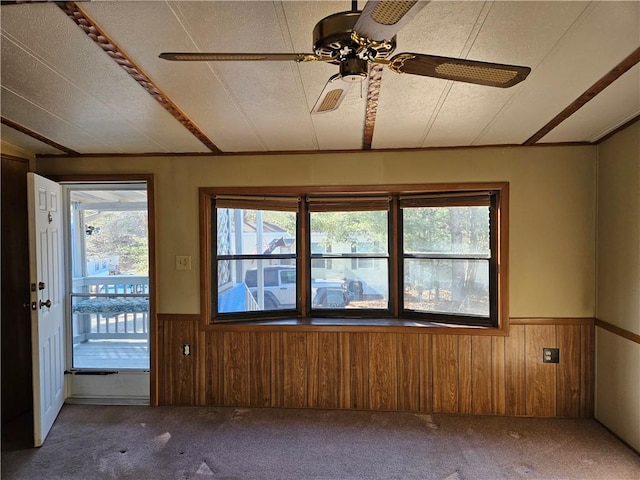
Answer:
71 275 149 370
72 339 149 370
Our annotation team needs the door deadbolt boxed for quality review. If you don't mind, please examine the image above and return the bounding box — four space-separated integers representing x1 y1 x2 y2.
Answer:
39 299 52 309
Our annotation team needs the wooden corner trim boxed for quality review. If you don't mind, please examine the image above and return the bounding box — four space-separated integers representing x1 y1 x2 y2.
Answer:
510 317 594 326
595 318 640 344
363 64 384 150
57 2 221 154
524 46 640 145
1 116 78 155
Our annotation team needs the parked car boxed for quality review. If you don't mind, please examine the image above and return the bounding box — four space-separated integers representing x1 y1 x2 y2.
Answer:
244 265 296 309
312 286 349 308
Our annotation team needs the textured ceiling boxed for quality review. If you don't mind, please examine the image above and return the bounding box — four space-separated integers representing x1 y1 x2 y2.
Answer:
1 1 638 157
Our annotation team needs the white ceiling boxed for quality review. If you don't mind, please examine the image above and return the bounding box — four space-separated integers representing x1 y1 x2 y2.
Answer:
1 1 638 156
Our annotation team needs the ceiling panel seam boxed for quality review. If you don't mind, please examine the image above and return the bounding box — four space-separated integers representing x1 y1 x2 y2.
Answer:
167 2 269 151
419 1 493 147
524 46 640 145
590 108 640 144
2 84 120 152
1 116 78 155
473 2 595 145
57 1 222 154
1 28 171 154
273 1 319 150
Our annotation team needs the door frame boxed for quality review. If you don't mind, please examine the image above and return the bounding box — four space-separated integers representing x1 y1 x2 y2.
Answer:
1 154 33 439
53 174 158 406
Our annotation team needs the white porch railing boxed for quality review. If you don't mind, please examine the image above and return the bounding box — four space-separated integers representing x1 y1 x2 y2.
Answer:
71 275 149 343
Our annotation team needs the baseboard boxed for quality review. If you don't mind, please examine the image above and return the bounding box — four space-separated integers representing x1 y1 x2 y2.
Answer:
594 418 640 457
65 396 149 406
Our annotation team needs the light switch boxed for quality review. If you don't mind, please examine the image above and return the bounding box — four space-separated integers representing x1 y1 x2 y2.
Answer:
176 255 191 270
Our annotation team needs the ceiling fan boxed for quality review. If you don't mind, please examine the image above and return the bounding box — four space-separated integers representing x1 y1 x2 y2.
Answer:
160 0 531 114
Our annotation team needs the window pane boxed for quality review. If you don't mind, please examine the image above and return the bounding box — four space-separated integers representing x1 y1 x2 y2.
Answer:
310 211 388 254
403 206 489 255
311 258 388 310
218 259 296 313
217 208 296 256
403 259 489 317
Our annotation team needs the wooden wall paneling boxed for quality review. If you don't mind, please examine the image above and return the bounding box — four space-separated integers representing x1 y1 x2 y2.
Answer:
397 334 420 411
163 318 196 405
205 331 225 405
195 319 593 417
418 334 433 412
580 324 595 417
270 332 285 407
317 332 339 409
197 329 207 406
157 317 165 404
249 332 272 407
458 336 472 414
525 325 557 416
307 332 319 408
338 332 352 409
369 333 397 410
432 335 459 413
223 332 250 406
556 325 581 417
349 333 370 409
471 336 493 414
505 324 526 415
283 332 309 408
491 336 506 415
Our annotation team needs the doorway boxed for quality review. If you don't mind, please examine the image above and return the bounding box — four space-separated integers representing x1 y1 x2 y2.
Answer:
64 183 152 403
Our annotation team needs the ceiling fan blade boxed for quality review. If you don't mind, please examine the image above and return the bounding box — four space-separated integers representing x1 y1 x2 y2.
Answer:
311 74 353 114
385 53 531 88
353 1 429 42
159 52 318 62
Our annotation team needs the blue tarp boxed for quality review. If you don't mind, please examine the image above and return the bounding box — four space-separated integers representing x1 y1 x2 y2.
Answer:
218 283 247 313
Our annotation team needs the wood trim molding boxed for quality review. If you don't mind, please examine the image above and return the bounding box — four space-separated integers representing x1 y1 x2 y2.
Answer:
524 46 640 145
0 153 30 163
57 2 221 154
50 174 159 405
158 314 201 323
34 141 595 159
596 113 640 144
510 317 594 326
363 64 384 150
595 318 640 344
1 116 78 155
200 183 509 334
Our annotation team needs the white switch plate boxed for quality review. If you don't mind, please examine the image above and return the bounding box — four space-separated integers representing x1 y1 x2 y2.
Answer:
175 255 191 270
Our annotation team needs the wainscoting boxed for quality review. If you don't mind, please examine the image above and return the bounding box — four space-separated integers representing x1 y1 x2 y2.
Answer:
158 315 594 418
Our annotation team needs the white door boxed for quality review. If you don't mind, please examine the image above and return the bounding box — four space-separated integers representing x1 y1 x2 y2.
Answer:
27 173 65 447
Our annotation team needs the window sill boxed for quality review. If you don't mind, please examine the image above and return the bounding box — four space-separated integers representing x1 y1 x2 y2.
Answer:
207 317 509 336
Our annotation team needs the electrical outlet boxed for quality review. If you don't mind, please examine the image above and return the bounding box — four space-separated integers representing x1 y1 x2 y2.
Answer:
543 348 559 363
175 255 191 270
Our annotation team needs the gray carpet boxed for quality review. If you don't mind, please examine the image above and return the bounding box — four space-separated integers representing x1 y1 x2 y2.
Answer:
2 405 639 479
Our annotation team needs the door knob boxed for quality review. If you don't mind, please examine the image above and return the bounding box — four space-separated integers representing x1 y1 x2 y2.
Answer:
39 299 52 309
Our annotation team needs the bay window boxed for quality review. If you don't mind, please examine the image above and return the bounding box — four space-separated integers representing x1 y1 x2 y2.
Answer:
204 184 507 329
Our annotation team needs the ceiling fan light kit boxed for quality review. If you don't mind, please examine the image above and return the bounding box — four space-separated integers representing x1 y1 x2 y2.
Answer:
160 0 532 114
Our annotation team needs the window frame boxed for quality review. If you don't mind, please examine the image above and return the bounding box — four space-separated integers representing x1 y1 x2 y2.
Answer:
398 193 498 327
200 183 509 333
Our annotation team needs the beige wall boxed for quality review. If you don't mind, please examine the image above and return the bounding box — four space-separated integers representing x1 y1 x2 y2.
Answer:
36 145 596 317
595 121 640 452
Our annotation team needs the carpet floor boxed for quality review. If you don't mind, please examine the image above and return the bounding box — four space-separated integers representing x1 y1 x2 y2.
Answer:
2 405 639 479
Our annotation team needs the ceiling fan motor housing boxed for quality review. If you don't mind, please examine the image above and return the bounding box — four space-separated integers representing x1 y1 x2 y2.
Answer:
312 11 396 66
